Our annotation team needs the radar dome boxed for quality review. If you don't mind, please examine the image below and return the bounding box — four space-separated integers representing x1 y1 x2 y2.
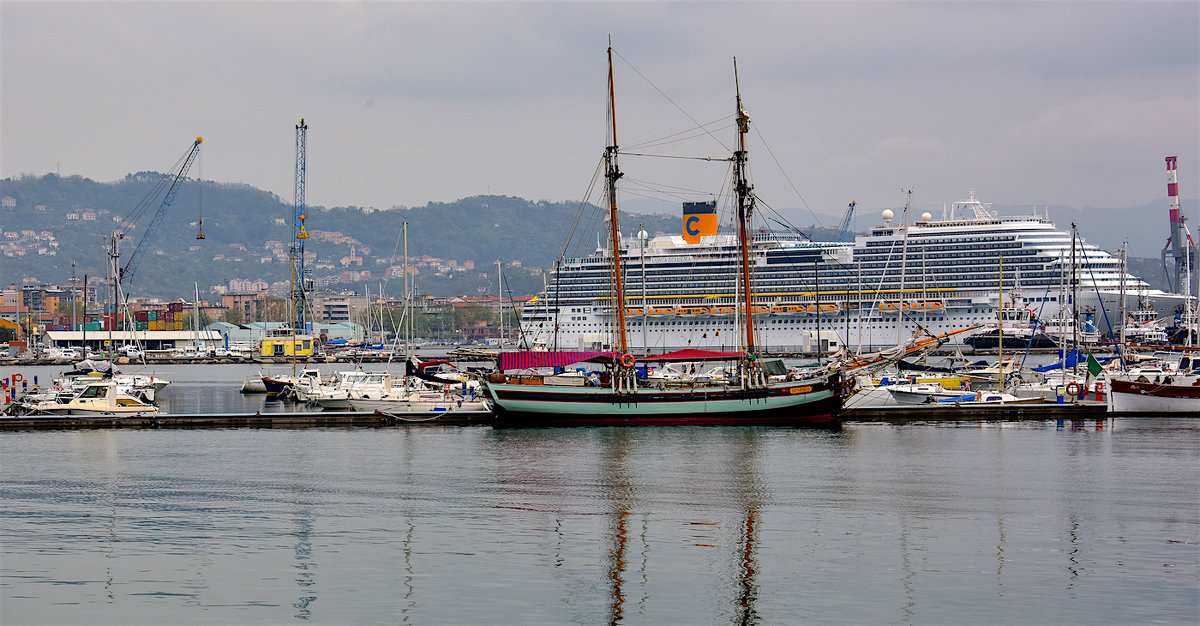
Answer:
921 212 932 222
881 209 894 223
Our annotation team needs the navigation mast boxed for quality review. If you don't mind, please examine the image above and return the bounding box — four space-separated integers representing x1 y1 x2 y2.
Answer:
605 43 628 354
733 58 756 355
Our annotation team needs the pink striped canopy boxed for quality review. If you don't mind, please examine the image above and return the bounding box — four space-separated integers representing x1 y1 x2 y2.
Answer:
499 351 619 371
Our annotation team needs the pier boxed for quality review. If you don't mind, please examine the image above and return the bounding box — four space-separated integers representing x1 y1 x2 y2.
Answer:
841 402 1107 423
0 403 1115 430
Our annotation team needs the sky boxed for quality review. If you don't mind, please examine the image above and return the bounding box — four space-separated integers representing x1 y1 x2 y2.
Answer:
2 0 1198 230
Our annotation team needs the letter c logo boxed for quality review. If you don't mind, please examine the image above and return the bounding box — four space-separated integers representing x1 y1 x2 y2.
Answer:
686 216 700 236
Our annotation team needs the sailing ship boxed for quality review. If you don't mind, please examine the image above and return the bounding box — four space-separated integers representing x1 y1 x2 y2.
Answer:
484 48 847 428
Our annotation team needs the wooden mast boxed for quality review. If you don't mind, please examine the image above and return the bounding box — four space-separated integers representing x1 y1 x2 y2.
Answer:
733 58 756 355
606 43 629 354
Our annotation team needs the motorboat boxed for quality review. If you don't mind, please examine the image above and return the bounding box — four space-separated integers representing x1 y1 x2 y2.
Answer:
9 380 159 416
347 385 489 414
311 371 396 409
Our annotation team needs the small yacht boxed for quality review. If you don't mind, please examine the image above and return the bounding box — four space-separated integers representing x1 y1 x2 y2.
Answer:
13 380 159 416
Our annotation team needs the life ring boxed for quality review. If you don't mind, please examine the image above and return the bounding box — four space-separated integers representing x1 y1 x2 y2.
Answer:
1065 381 1082 397
620 353 636 368
11 373 22 383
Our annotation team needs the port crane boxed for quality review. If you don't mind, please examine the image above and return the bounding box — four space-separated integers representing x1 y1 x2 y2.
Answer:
291 119 312 332
112 137 205 286
835 201 856 242
103 137 204 336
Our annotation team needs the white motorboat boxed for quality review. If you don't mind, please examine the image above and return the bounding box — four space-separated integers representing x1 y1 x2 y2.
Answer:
311 371 396 409
14 380 159 416
348 385 489 414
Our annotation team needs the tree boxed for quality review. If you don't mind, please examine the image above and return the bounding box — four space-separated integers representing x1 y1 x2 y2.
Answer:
54 295 83 318
219 307 244 325
453 303 494 329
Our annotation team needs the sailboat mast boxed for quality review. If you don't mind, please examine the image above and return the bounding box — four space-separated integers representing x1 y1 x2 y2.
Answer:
1118 242 1128 345
733 58 756 355
403 220 410 358
1071 223 1078 357
606 44 629 354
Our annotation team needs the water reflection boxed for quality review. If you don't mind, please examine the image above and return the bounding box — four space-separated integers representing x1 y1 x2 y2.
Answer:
2 421 1196 624
398 519 415 624
284 443 320 620
581 429 769 624
730 431 762 626
601 431 636 624
292 508 316 619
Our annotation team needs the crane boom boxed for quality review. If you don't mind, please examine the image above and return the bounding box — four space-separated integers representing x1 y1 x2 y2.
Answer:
120 137 203 283
835 201 856 242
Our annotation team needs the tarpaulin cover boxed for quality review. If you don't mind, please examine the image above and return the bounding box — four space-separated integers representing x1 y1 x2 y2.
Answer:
1032 349 1116 372
499 351 619 371
762 359 788 376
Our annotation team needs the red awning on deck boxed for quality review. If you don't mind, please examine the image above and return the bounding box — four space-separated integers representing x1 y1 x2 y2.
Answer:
639 349 745 362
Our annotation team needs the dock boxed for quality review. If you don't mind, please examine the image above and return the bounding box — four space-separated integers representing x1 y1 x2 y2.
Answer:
0 403 1117 430
841 402 1108 423
0 410 493 430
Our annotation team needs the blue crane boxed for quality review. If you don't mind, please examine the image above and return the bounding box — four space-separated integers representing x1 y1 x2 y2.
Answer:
835 201 856 242
291 119 311 331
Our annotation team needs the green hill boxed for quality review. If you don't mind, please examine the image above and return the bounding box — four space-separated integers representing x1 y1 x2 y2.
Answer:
0 173 682 300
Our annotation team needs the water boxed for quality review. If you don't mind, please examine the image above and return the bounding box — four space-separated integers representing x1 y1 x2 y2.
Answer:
1 364 1198 624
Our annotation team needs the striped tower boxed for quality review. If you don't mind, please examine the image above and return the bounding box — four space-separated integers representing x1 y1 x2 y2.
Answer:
1166 156 1188 293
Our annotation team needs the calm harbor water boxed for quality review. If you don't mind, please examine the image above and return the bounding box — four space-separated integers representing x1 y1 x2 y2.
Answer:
1 364 1198 624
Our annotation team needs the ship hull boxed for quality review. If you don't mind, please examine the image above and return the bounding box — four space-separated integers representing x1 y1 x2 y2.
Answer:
1107 378 1200 414
486 375 843 428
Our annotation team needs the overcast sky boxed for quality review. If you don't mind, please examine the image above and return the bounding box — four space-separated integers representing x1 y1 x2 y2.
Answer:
2 1 1197 227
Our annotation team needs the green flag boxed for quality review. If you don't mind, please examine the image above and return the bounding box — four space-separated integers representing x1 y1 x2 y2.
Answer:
1087 352 1103 377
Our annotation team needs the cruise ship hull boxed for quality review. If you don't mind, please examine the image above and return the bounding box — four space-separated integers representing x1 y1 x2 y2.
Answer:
521 196 1191 352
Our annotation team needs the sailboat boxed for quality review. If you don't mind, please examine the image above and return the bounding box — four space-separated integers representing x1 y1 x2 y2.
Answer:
484 48 847 428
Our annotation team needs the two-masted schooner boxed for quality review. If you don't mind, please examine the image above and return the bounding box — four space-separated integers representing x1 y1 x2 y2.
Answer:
483 47 848 427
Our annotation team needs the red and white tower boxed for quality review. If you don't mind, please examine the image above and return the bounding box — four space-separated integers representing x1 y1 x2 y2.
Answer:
1163 156 1193 294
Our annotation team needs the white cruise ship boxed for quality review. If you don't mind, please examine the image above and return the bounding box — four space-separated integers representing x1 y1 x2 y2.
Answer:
519 193 1190 352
